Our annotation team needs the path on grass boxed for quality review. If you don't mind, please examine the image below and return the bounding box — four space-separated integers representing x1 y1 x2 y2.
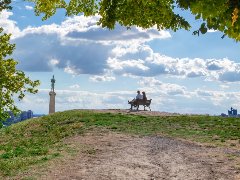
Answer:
39 129 240 180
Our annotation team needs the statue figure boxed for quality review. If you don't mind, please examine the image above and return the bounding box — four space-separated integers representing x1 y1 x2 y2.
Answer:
51 75 56 92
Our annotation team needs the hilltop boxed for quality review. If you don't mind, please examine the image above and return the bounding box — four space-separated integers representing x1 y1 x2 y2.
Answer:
0 109 239 179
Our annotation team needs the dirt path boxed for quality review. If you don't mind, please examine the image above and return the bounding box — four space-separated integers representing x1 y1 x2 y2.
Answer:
38 129 240 180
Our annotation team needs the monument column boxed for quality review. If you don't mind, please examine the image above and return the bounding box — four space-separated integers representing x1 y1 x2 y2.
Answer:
49 75 56 114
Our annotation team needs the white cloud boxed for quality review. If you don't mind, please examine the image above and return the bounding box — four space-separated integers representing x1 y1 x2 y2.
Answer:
69 84 81 89
1 12 239 83
138 77 188 97
25 5 33 10
90 75 116 82
207 29 218 33
64 65 81 75
0 10 21 37
220 84 229 89
138 77 162 87
49 59 59 66
111 48 240 82
108 58 149 71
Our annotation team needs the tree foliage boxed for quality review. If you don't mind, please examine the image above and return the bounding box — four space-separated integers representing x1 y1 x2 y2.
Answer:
0 0 40 124
28 0 240 41
0 28 40 122
0 0 11 12
177 0 240 40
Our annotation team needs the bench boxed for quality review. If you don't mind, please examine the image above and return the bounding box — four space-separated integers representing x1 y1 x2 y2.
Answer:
128 99 152 111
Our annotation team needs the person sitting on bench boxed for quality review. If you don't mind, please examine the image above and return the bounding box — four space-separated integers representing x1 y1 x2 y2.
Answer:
136 90 143 100
128 91 151 111
142 91 147 101
129 90 142 109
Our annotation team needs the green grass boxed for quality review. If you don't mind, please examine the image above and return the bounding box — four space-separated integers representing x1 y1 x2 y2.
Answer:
0 110 240 177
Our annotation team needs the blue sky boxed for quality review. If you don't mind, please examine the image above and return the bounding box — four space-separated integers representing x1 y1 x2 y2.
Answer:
1 1 240 115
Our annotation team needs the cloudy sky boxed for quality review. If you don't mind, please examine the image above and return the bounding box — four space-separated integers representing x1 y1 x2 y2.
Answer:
1 1 240 115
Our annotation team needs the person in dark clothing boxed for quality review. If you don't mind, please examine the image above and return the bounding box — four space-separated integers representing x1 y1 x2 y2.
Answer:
142 91 147 101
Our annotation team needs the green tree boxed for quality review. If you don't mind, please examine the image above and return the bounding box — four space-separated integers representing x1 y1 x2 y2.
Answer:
0 27 40 124
29 0 240 41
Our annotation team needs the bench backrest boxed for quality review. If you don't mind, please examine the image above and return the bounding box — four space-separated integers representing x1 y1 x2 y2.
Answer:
137 99 152 105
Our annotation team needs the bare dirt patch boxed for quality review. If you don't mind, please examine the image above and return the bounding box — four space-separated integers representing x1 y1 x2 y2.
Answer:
35 128 240 180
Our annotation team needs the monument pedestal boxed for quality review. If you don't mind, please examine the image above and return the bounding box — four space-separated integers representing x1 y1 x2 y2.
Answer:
49 91 56 114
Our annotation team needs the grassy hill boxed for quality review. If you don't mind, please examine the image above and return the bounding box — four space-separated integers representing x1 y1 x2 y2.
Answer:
0 110 239 177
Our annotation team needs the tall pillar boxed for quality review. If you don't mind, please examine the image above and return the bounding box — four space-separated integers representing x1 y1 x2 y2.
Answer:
49 91 56 114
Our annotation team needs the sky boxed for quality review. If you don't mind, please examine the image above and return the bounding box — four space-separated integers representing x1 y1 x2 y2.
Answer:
1 1 240 115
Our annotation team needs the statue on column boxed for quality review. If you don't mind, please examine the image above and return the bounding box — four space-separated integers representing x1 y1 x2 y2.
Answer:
49 75 56 114
51 75 56 92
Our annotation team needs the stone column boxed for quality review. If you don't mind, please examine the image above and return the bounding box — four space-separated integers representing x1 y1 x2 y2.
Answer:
49 91 56 114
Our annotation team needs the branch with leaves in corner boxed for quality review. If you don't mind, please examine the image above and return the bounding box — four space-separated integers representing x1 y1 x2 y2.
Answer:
0 28 40 125
28 0 240 41
0 0 40 126
0 0 11 11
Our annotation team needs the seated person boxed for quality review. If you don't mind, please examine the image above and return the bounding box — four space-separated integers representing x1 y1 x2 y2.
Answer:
129 91 143 109
136 90 143 100
142 91 147 101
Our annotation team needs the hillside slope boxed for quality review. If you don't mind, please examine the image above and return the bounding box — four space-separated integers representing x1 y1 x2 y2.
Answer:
0 109 239 179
